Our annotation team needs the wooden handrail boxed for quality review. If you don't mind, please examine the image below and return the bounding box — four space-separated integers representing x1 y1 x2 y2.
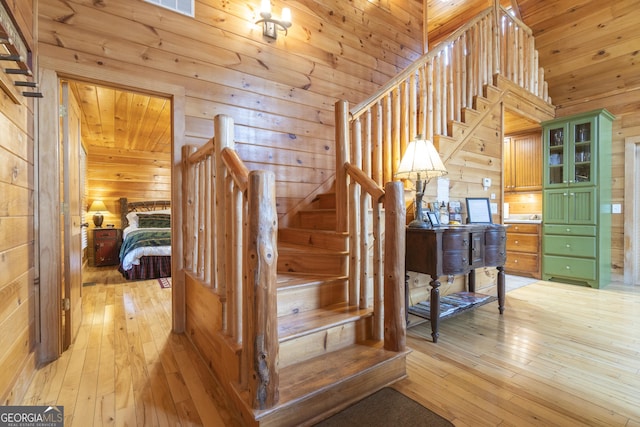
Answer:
345 162 385 202
221 147 249 192
188 138 214 164
350 7 493 120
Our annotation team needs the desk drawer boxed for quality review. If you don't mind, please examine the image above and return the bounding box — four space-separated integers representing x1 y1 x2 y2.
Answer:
442 250 469 275
442 231 470 251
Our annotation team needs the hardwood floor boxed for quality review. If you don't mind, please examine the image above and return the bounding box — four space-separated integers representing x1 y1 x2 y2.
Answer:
20 269 640 426
22 266 243 427
397 279 640 427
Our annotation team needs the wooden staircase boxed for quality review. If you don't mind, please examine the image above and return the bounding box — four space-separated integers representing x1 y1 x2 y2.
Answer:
228 195 409 427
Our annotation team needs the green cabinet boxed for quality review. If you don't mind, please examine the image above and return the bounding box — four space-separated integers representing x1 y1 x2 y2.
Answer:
541 109 614 288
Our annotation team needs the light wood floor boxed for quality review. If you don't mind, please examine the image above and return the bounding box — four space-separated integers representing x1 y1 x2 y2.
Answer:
21 270 640 426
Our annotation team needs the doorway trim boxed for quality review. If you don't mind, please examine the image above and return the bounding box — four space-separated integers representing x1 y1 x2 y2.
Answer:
624 136 640 285
37 63 187 362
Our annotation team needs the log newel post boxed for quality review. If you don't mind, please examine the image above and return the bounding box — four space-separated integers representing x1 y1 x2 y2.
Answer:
245 170 279 410
383 181 406 352
335 99 350 233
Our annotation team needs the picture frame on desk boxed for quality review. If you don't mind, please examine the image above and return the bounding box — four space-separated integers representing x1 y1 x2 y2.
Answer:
465 197 493 224
425 211 440 227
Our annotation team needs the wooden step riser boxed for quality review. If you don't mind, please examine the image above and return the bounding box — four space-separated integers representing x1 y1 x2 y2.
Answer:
255 355 408 427
278 317 372 369
313 193 336 209
277 278 348 317
298 210 337 230
278 252 347 275
278 228 348 251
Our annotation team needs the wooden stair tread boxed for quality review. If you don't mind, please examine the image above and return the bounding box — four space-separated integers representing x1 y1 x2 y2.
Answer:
276 272 347 290
278 302 371 342
278 241 347 255
257 342 409 414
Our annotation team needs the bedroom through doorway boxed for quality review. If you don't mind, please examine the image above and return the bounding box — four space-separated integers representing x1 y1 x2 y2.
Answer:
69 79 173 295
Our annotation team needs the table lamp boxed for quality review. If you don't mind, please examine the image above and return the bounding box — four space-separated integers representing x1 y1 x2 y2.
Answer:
395 136 448 228
88 200 108 227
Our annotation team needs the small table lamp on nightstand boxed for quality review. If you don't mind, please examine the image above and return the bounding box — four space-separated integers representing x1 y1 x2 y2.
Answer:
88 200 108 227
395 135 448 228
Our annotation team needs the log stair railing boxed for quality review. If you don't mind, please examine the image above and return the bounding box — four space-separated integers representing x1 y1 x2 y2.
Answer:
182 115 408 427
335 5 552 234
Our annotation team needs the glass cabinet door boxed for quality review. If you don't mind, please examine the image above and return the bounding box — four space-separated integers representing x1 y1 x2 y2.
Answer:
546 125 566 186
571 120 594 186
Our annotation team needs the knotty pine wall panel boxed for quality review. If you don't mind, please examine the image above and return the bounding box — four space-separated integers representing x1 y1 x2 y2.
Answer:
39 0 422 224
0 6 36 401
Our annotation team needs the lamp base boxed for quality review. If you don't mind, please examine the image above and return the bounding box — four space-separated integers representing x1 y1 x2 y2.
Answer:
408 218 433 229
93 214 104 227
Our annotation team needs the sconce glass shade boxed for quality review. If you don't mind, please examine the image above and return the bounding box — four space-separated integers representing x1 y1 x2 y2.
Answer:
88 200 108 227
256 2 292 39
395 136 447 228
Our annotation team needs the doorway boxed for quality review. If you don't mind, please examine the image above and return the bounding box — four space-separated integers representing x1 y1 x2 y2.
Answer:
38 68 185 363
624 136 640 285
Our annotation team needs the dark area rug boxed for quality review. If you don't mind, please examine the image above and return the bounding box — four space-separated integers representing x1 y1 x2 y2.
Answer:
313 387 453 427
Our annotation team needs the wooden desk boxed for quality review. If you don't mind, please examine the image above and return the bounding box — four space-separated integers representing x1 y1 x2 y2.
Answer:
405 224 507 342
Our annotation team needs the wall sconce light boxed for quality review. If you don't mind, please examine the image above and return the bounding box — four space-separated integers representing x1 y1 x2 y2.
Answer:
256 0 292 39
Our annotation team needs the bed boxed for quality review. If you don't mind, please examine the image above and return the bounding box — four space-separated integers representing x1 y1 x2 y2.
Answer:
118 198 172 280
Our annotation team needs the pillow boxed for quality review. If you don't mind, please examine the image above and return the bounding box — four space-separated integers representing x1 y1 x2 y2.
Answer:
126 208 171 228
137 213 171 228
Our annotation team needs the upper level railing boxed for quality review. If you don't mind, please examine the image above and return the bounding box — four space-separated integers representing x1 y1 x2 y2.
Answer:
335 6 549 229
335 5 549 313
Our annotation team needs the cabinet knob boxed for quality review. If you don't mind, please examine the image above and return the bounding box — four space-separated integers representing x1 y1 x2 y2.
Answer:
566 244 571 248
566 265 571 270
566 228 571 232
570 192 575 196
514 259 518 263
515 240 519 244
462 258 467 263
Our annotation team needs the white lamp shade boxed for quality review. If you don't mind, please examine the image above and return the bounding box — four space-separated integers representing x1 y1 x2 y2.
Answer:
88 200 108 213
395 138 448 180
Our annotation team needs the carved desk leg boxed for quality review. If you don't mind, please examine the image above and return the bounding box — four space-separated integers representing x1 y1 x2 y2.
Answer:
429 275 441 343
497 266 505 314
405 273 410 325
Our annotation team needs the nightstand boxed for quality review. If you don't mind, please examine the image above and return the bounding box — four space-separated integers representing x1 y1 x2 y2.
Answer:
93 228 122 267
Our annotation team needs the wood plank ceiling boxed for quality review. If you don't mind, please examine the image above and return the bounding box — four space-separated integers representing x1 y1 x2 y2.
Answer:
70 80 172 210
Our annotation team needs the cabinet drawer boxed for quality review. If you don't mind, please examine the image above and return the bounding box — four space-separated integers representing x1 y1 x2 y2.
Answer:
543 256 596 281
544 224 596 236
506 234 539 252
507 223 539 234
95 229 118 240
484 246 506 266
544 235 596 258
505 252 539 272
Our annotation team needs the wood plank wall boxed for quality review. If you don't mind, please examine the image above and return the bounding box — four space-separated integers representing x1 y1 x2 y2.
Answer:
37 0 423 222
0 0 37 405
